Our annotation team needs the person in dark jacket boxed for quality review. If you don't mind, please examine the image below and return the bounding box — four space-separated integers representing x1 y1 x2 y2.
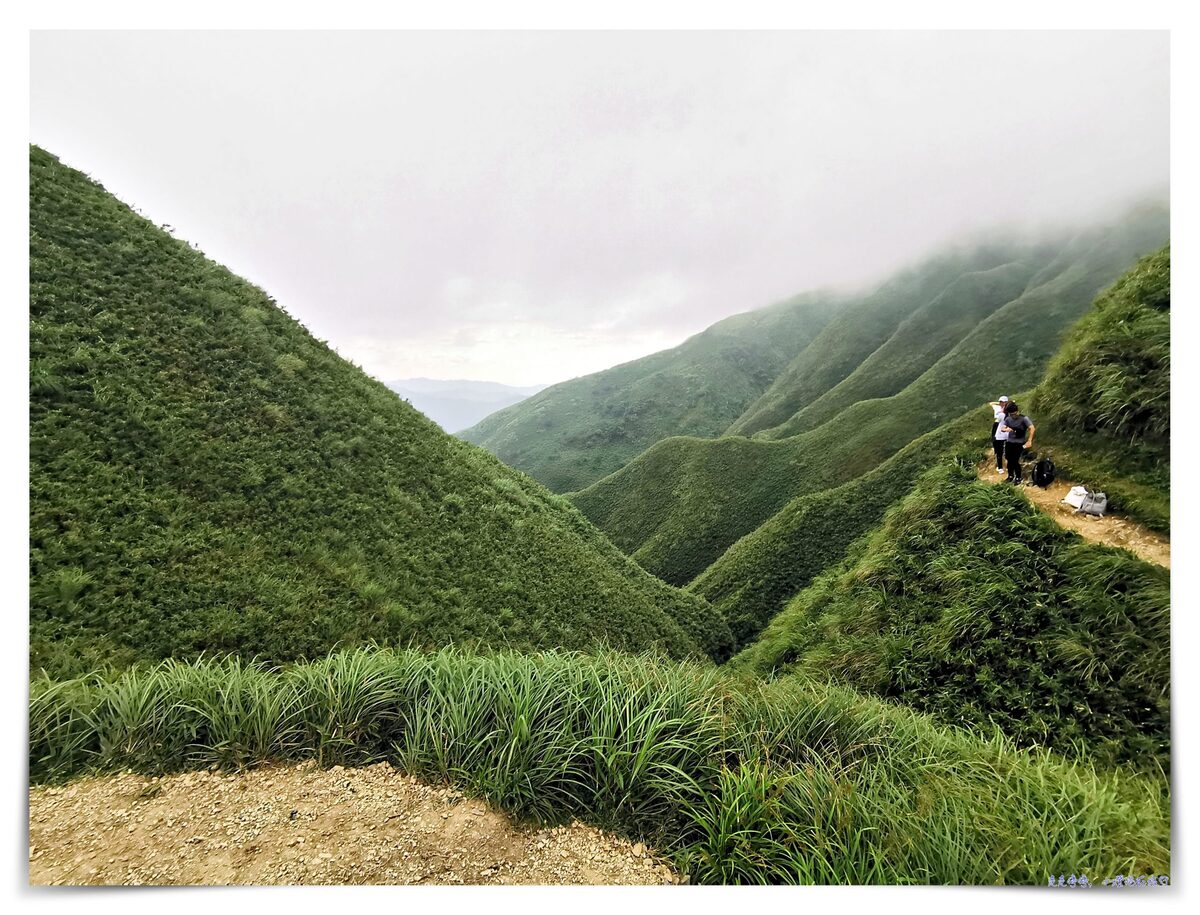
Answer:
1000 402 1035 483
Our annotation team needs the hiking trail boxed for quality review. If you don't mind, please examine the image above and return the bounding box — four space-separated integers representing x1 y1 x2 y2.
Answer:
976 457 1169 568
28 761 680 886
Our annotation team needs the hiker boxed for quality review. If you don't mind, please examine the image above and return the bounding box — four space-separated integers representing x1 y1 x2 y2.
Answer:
987 395 1010 474
1000 401 1035 484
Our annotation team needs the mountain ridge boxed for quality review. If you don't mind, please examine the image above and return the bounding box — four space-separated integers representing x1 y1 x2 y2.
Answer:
28 145 731 676
569 205 1168 587
459 291 841 492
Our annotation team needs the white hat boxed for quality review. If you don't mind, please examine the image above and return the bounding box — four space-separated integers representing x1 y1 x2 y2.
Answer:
999 395 1009 402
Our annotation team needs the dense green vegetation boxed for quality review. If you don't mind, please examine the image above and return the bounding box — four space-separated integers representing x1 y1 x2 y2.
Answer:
777 261 1041 434
29 146 730 676
26 143 1172 885
460 292 840 493
695 244 1172 656
464 239 1057 495
571 208 1169 586
726 243 1051 437
733 456 1169 769
30 646 1168 884
690 412 981 652
1031 245 1170 530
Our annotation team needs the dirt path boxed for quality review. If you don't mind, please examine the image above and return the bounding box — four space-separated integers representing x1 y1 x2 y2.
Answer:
977 458 1169 568
28 761 681 886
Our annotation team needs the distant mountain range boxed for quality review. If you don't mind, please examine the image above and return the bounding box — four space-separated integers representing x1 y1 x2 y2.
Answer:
386 378 547 433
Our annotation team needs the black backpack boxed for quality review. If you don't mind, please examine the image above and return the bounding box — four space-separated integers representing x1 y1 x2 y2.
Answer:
1032 455 1056 488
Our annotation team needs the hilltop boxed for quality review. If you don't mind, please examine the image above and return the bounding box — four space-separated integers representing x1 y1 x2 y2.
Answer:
28 146 730 676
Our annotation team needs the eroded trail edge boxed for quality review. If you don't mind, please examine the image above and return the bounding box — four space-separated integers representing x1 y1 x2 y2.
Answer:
29 761 680 886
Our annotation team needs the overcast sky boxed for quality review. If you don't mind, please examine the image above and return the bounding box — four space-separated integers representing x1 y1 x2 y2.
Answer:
30 30 1168 386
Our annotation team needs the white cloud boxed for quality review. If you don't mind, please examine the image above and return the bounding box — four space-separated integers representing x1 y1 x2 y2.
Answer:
30 31 1168 386
339 321 686 388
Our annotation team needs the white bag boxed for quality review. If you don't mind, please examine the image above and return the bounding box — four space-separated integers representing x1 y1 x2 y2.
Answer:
1063 485 1088 509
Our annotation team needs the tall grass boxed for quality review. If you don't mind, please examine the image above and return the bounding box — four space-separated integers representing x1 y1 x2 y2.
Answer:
1029 245 1170 531
1033 246 1169 454
732 455 1170 769
30 145 729 677
29 646 1169 885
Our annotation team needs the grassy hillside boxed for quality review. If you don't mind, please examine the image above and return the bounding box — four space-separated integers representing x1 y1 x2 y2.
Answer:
689 410 982 652
29 146 731 676
726 242 1051 438
572 208 1168 586
459 292 840 493
733 456 1169 770
31 646 1169 884
1031 245 1170 530
777 260 1042 434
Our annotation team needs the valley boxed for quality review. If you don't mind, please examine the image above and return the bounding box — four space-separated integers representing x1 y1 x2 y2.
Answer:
27 144 1171 885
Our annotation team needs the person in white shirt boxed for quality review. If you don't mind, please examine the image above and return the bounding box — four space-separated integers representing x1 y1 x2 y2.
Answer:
987 395 1010 474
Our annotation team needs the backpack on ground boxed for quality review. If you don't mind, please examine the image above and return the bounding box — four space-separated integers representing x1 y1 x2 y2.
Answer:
1063 485 1088 509
1031 455 1056 488
1077 491 1108 517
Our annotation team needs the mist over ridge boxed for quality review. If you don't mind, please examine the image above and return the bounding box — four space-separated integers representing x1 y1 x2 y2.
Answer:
30 30 1168 386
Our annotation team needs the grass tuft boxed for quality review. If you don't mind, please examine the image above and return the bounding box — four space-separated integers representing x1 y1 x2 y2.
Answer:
29 646 1169 884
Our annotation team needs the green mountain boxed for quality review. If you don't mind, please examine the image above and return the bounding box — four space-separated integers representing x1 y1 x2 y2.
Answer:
731 455 1169 769
28 146 730 677
760 260 1041 436
571 208 1169 587
725 243 1053 438
689 243 1168 655
25 146 1171 884
458 292 840 493
725 250 1171 769
689 410 981 653
1031 245 1170 530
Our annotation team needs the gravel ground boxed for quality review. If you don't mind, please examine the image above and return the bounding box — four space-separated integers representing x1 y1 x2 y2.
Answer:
28 760 683 886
